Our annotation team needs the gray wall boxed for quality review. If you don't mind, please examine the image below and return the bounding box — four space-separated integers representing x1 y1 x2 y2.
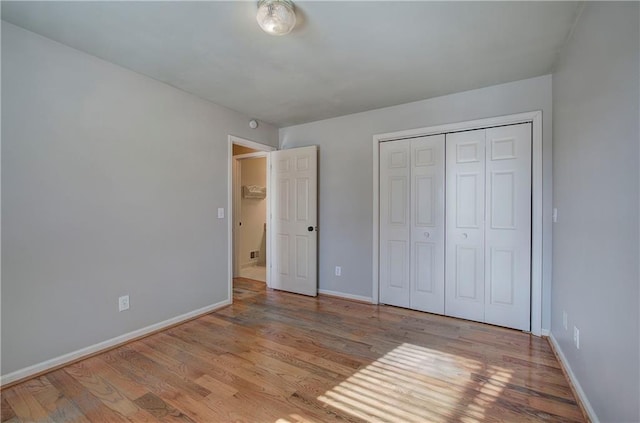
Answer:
551 3 639 422
280 75 553 330
1 23 278 376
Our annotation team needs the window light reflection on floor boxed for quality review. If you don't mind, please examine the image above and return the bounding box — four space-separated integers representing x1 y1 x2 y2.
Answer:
313 342 514 423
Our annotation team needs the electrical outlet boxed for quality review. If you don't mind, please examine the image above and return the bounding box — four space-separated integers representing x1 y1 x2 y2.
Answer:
553 208 558 223
335 266 341 276
563 311 568 330
118 295 130 312
250 251 255 259
573 326 580 349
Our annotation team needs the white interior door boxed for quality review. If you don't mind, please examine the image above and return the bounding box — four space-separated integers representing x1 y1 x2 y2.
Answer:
410 135 445 314
379 135 445 312
378 123 532 331
269 146 318 296
445 129 486 322
379 140 411 308
484 123 531 331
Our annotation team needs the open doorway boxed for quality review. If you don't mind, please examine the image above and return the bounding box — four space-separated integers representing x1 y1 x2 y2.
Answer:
228 136 275 295
234 150 267 281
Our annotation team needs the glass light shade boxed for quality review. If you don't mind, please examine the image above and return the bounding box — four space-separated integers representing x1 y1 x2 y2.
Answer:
256 0 296 36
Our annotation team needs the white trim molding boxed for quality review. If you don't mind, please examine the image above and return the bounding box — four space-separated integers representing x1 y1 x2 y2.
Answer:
372 111 545 336
548 333 599 423
0 300 231 386
318 289 374 304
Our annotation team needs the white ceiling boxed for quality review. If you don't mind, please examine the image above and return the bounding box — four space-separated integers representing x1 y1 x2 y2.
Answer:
1 1 580 127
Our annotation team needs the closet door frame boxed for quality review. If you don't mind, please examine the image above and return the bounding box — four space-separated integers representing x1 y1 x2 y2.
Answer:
372 111 544 336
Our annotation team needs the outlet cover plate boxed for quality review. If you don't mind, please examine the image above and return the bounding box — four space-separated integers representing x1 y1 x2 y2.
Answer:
119 295 130 312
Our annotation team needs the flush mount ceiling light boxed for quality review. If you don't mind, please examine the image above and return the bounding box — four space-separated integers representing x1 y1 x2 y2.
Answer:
256 0 296 36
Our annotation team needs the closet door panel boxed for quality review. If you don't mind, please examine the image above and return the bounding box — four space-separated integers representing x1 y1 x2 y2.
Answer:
445 129 486 322
379 140 411 308
410 135 445 314
484 123 532 331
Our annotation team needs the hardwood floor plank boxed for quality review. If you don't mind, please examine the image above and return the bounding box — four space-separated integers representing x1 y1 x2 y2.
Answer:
3 384 51 422
203 388 302 422
100 350 193 403
287 390 368 423
63 362 143 418
80 356 149 401
132 340 203 383
133 392 196 423
249 337 353 379
2 278 586 422
47 369 130 422
193 375 237 398
23 377 89 423
100 352 219 422
150 333 290 398
0 396 17 423
112 347 211 400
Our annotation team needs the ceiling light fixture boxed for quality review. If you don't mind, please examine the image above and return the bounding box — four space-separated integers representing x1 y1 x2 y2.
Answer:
256 0 296 36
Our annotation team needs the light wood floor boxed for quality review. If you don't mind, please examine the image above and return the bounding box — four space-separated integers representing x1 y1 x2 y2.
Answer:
2 278 585 422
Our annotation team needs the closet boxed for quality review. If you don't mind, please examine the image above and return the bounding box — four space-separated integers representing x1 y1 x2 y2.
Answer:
379 122 532 331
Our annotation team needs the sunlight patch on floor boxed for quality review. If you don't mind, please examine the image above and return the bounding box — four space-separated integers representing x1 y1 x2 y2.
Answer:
316 343 513 423
276 415 316 423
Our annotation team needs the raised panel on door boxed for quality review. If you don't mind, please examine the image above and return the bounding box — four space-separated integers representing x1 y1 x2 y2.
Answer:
379 140 410 308
277 233 290 277
410 134 445 314
270 146 318 296
455 245 482 299
445 129 485 323
484 123 531 331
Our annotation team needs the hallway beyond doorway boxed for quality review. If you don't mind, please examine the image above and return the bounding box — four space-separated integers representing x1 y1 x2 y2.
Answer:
239 265 266 282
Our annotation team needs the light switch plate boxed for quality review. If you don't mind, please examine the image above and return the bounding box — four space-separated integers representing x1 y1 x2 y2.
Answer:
217 208 224 219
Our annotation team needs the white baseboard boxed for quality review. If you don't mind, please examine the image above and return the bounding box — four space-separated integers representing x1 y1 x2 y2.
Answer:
541 328 550 336
318 289 373 304
0 299 231 386
548 333 599 423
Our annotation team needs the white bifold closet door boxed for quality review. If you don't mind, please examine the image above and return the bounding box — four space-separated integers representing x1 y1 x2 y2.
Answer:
379 134 445 314
445 123 532 331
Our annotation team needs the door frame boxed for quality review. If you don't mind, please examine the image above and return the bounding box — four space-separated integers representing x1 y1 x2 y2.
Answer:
228 135 276 303
372 111 544 336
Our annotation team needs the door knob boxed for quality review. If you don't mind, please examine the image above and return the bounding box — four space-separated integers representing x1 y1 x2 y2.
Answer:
308 226 314 232
424 232 430 238
461 233 468 239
